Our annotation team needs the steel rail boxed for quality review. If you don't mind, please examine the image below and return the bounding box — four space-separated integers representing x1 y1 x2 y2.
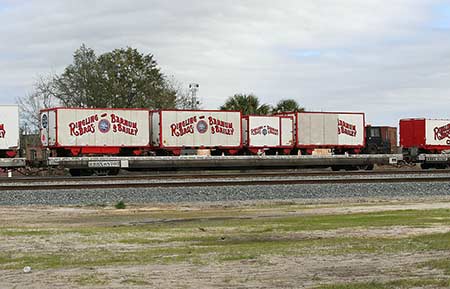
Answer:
3 169 450 183
2 175 450 191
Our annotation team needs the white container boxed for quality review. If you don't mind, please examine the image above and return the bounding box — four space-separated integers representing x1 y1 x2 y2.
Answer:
40 108 150 148
297 112 365 148
425 119 450 146
0 105 19 150
243 115 294 148
151 110 242 149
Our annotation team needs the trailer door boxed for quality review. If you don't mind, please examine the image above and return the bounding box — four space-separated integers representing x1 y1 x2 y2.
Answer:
280 116 294 146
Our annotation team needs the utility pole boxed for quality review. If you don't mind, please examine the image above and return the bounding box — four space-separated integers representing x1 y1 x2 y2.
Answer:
188 83 200 109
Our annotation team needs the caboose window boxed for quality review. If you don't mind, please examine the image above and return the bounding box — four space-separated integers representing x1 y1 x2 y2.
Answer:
369 128 381 137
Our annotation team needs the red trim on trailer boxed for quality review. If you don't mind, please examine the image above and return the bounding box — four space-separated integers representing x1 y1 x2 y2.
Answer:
296 144 364 149
363 113 367 148
40 107 149 112
55 109 59 148
279 117 282 147
243 115 249 146
154 109 242 113
5 150 16 158
159 111 163 149
294 110 365 115
239 110 243 150
53 146 149 156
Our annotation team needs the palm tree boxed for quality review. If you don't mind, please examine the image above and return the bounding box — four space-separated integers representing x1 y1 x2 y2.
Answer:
272 99 304 113
220 94 271 115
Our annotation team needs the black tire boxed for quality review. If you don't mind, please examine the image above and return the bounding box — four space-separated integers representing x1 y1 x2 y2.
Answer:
367 144 378 154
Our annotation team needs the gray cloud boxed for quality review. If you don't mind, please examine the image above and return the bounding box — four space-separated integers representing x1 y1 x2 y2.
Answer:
0 0 448 125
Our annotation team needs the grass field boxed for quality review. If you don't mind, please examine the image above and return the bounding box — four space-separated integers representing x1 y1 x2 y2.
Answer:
0 200 449 288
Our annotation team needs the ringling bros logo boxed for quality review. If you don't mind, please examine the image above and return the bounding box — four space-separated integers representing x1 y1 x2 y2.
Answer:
251 125 279 136
0 124 6 138
338 119 357 137
69 113 138 137
170 115 235 137
434 123 450 144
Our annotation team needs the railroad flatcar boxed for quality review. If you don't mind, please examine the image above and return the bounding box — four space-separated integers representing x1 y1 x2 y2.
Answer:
40 107 150 156
150 110 242 155
242 115 294 155
0 105 20 157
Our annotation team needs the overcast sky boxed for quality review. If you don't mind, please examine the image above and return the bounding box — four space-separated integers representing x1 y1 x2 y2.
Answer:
1 0 450 126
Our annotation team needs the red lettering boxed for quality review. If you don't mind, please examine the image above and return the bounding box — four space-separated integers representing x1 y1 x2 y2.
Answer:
434 123 450 140
337 119 357 137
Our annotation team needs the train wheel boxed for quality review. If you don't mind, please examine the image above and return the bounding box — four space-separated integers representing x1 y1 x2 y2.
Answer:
108 169 120 175
344 166 359 171
360 164 374 170
70 169 95 176
420 163 430 170
69 169 81 176
92 169 110 176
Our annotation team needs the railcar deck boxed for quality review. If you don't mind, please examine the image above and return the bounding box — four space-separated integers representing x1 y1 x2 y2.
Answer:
47 154 402 170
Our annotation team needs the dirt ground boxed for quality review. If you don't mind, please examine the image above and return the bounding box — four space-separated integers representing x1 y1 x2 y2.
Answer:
1 197 450 288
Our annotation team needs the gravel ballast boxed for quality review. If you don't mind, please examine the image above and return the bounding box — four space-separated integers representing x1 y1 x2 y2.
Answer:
1 181 450 206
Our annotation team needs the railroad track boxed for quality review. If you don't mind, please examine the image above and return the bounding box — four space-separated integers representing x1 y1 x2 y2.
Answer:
2 171 450 191
5 169 450 183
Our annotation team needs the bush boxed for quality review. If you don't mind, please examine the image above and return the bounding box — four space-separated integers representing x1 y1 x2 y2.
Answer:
115 200 126 209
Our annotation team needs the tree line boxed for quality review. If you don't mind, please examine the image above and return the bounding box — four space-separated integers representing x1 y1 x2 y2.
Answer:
18 45 303 133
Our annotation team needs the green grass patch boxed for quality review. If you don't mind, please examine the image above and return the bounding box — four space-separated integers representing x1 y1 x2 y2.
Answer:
317 278 450 288
114 208 450 233
220 254 257 261
419 258 450 275
72 273 109 286
1 208 449 270
0 229 58 237
121 278 151 286
1 232 449 270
